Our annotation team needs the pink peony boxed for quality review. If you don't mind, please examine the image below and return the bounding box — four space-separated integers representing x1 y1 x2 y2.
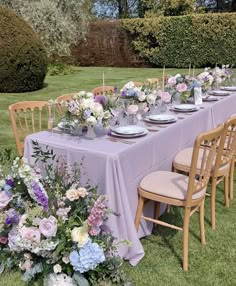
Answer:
176 83 188 93
39 216 57 238
0 191 13 209
20 226 41 243
127 104 138 115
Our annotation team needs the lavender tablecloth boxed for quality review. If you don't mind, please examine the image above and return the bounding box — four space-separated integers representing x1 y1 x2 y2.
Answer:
24 92 236 266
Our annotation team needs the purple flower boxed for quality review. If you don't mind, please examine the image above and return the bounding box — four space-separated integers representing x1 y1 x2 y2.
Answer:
94 95 108 106
121 90 126 97
31 181 48 211
83 110 91 118
0 190 13 209
5 208 20 225
6 177 14 187
114 86 118 94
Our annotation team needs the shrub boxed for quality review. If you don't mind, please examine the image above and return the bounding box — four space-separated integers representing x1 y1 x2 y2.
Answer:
0 5 47 92
122 13 236 67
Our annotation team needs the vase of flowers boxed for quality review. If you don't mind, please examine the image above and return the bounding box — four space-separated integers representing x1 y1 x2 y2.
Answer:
0 143 130 285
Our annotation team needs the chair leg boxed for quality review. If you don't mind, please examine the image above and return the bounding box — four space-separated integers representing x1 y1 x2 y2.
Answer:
166 204 171 213
224 174 229 208
154 202 161 220
183 207 191 271
229 159 235 200
199 199 206 245
210 178 217 230
134 194 145 231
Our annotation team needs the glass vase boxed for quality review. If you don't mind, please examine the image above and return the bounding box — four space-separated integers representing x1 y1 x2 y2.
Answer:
85 125 96 139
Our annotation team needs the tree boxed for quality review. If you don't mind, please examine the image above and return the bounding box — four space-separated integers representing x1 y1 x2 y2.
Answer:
0 0 92 58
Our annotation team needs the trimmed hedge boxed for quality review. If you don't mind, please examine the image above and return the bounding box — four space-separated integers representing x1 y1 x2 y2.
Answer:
122 13 236 67
0 6 48 92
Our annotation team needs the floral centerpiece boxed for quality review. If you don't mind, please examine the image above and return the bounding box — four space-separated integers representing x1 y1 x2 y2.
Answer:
166 74 196 103
197 68 214 94
0 144 130 285
63 91 112 128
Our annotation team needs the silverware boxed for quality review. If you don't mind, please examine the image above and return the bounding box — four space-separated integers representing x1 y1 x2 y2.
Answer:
107 137 135 144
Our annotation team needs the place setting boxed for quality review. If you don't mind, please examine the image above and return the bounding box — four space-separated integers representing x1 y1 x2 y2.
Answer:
208 90 231 96
220 86 236 92
144 113 177 124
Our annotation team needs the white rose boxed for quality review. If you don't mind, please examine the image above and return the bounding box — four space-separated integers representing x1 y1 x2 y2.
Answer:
81 98 94 109
71 226 89 248
90 102 103 114
77 187 88 198
146 94 156 105
66 189 80 201
53 264 62 274
103 110 111 119
86 92 94 98
86 116 97 125
77 91 86 97
0 179 5 188
124 81 135 89
62 255 70 264
138 92 146 102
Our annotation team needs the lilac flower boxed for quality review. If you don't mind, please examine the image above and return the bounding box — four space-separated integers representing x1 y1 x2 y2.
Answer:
5 208 20 225
121 90 126 97
94 95 108 106
6 177 14 187
31 181 48 211
69 240 105 273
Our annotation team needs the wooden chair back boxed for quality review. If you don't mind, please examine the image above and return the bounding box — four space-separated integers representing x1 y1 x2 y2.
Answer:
186 124 224 205
56 93 77 116
92 86 114 96
133 82 143 87
9 101 50 157
146 78 159 84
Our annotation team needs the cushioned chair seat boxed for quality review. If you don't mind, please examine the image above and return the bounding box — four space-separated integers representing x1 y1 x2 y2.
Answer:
173 147 230 173
140 171 206 201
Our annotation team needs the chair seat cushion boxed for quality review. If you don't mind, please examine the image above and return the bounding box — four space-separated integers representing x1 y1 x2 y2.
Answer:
139 171 206 200
173 147 230 174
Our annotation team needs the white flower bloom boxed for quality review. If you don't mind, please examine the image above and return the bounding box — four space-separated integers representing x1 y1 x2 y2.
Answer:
138 92 146 102
123 81 135 89
0 179 5 188
77 91 86 97
146 94 156 105
53 264 62 274
90 102 103 114
71 225 89 248
86 116 97 125
86 92 94 98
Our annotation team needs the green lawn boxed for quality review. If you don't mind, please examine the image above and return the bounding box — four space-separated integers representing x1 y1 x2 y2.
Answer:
0 67 236 286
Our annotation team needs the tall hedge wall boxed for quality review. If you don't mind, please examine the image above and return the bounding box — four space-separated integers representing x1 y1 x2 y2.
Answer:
122 13 236 67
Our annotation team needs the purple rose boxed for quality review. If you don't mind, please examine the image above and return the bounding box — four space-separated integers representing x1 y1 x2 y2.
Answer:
5 208 20 225
176 83 188 93
39 216 57 238
0 191 13 209
94 95 108 106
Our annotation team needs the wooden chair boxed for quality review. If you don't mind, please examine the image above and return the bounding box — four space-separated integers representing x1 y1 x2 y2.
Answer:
92 86 114 96
146 78 159 84
56 93 77 116
9 101 50 157
173 116 236 230
133 82 143 88
135 124 223 271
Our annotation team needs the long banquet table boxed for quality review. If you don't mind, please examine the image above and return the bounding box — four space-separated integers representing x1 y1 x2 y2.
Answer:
24 92 236 266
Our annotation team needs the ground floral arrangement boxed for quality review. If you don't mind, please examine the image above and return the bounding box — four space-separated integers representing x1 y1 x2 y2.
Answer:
0 143 131 286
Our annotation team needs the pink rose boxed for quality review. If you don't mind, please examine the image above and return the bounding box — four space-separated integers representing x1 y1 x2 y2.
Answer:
167 77 177 86
0 236 8 244
20 226 41 243
0 191 13 209
21 260 33 271
176 83 187 92
39 216 57 238
159 91 171 103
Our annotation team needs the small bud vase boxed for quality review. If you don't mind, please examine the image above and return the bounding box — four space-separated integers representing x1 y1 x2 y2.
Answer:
85 125 96 139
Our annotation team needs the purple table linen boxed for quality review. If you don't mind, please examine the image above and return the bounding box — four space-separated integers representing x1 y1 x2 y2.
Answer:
24 92 236 266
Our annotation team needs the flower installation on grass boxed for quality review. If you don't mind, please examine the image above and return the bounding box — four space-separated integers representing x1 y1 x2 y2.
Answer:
0 142 130 286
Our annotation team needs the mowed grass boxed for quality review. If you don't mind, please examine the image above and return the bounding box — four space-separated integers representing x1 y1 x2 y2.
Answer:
0 67 236 286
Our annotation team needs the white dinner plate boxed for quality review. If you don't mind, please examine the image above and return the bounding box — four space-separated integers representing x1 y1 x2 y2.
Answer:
202 96 218 102
148 114 177 122
112 126 147 135
220 86 236 91
210 90 230 96
173 104 199 112
110 129 148 138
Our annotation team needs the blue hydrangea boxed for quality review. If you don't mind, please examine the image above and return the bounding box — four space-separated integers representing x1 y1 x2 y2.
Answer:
69 240 105 273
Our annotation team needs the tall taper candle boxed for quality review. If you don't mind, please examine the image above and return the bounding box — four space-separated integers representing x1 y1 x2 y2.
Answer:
188 63 191 76
162 65 165 91
192 66 195 77
102 72 105 95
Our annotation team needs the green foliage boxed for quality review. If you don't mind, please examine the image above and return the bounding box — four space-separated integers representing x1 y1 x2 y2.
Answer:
0 5 47 92
122 13 236 67
47 63 80 76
